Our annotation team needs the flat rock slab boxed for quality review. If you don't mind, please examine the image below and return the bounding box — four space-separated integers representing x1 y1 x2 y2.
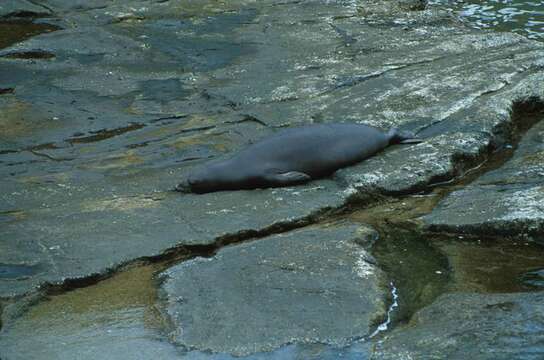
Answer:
1 0 544 299
159 223 387 356
423 115 544 241
373 291 544 359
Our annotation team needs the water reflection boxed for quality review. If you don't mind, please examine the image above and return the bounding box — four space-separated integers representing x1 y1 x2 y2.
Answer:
430 0 544 40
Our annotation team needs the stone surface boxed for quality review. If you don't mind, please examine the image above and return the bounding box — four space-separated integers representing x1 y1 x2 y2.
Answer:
0 0 52 18
159 223 387 356
1 0 544 301
423 113 544 241
373 292 544 360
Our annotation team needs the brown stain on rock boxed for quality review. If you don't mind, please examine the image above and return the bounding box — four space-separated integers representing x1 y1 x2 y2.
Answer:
0 21 60 50
79 150 144 170
0 99 32 138
81 196 163 213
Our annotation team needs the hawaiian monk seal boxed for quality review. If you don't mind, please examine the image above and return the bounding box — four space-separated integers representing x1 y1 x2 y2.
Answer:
176 123 420 194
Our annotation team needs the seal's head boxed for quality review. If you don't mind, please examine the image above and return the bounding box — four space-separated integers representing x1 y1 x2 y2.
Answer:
386 128 422 144
175 177 192 193
175 174 211 194
175 166 233 194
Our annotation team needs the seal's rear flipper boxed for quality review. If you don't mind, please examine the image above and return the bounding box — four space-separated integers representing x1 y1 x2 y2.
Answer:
264 171 312 186
388 128 422 144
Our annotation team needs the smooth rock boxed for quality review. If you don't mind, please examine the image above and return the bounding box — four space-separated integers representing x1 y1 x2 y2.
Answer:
0 0 52 18
373 292 544 360
159 223 387 356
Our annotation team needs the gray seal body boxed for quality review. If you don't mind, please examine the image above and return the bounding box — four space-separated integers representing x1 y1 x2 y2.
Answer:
176 123 419 194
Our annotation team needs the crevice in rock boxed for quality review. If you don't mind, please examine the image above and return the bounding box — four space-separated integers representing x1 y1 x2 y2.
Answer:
403 97 544 197
329 23 357 47
149 114 189 123
28 149 72 162
224 114 269 127
0 88 14 95
0 202 346 321
1 50 55 59
1 11 51 19
507 96 544 137
67 122 146 144
420 98 544 240
322 66 403 95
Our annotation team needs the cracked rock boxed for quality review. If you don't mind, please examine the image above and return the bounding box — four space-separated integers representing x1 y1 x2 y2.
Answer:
1 0 544 299
423 110 544 242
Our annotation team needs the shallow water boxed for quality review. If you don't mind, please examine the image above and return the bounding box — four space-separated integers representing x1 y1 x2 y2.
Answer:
0 264 183 360
430 0 544 40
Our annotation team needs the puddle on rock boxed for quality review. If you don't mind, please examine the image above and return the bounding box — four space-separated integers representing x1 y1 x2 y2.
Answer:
0 21 60 49
435 236 544 293
0 263 183 360
349 189 544 327
369 228 450 324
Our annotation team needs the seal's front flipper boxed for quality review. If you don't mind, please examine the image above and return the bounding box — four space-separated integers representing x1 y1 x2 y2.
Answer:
265 171 312 186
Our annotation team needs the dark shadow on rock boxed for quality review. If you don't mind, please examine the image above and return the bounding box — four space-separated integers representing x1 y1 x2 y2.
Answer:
1 50 55 59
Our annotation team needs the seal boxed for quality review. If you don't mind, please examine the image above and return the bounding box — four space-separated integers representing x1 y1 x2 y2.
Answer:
176 123 420 194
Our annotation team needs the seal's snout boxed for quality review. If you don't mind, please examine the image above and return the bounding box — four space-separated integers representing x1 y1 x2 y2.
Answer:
175 178 192 193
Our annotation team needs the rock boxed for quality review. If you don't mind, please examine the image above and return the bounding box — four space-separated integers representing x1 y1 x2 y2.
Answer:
523 269 544 289
0 264 184 360
0 0 52 18
373 292 544 360
423 114 544 241
159 223 387 356
1 0 544 300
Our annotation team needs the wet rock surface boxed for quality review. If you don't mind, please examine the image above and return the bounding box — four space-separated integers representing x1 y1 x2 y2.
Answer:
1 0 543 299
374 292 544 360
0 1 52 18
424 110 544 241
159 223 386 356
0 264 183 360
1 0 544 358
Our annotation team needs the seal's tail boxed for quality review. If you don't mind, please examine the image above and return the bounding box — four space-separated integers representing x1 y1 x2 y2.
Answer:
387 128 423 144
